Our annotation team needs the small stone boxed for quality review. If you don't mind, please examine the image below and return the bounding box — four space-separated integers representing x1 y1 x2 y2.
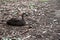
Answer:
55 22 59 24
40 25 42 26
43 31 47 34
46 38 49 40
53 19 57 21
9 15 12 18
42 14 45 15
46 26 49 27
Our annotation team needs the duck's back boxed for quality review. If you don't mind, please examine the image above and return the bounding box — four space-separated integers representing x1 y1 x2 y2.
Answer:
6 18 26 26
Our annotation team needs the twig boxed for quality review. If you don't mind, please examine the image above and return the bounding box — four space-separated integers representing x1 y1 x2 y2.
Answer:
22 35 31 40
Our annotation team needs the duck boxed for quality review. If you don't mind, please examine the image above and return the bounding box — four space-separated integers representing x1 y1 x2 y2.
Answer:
6 13 27 26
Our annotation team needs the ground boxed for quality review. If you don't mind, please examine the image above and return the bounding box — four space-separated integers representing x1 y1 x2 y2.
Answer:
0 0 60 40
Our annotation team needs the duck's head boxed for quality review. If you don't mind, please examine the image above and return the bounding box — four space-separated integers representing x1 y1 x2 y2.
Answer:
18 12 29 20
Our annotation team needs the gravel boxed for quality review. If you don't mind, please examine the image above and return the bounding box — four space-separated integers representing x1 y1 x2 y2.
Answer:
0 0 60 40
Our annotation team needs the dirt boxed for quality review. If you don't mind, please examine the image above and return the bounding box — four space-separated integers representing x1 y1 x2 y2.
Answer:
0 0 60 40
